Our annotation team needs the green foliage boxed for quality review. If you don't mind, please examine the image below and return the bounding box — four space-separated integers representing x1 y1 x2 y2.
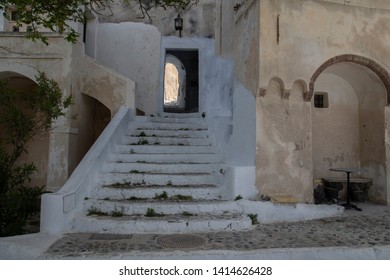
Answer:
110 206 125 217
155 191 168 200
172 194 192 201
0 0 199 44
87 207 108 216
127 196 147 201
247 214 259 225
145 207 165 217
0 72 73 237
137 139 149 145
234 195 243 201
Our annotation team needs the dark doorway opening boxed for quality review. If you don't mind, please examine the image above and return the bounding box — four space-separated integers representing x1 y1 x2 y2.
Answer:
164 50 199 113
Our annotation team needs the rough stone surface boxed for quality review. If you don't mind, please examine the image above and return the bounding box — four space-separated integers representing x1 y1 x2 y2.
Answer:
41 204 390 259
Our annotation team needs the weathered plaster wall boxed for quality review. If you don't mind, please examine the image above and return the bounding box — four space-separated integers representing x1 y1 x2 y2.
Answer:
256 80 313 203
215 0 235 58
216 0 259 95
94 22 161 115
0 9 4 31
312 72 360 178
1 33 135 192
385 108 390 204
79 55 135 115
96 0 216 38
255 0 390 204
259 0 390 89
0 34 75 192
71 41 136 175
233 0 259 95
320 0 390 10
313 62 387 203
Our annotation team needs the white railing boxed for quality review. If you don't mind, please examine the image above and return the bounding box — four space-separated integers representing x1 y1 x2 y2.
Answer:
40 106 134 234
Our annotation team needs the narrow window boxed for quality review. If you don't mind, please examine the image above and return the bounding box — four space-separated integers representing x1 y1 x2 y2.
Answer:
11 11 20 21
314 92 329 108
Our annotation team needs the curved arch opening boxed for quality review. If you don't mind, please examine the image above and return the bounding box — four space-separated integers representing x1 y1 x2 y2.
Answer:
164 54 186 112
309 55 390 103
0 71 49 187
79 94 111 163
311 60 388 204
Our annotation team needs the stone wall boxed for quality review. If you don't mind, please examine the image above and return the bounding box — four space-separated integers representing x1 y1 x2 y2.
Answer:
256 79 313 203
0 33 136 192
96 0 216 38
255 0 390 204
258 0 390 89
91 22 161 116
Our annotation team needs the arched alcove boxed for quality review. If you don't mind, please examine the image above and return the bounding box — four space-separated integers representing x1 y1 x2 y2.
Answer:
291 79 308 101
78 94 111 163
0 71 49 188
267 77 285 98
311 56 389 204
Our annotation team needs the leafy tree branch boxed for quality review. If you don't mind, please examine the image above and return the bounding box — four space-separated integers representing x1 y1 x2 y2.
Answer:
0 72 73 236
0 0 199 44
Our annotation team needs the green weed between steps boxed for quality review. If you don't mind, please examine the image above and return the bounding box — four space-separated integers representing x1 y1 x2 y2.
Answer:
87 207 108 216
145 208 165 217
181 211 195 216
154 191 193 201
154 191 168 200
247 214 259 225
87 206 126 218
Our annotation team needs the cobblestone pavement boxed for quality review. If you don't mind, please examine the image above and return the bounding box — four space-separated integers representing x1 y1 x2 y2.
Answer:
43 204 390 259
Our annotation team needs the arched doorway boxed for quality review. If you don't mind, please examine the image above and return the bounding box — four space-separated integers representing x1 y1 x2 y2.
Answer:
0 71 49 188
164 54 186 111
163 50 199 113
310 55 390 204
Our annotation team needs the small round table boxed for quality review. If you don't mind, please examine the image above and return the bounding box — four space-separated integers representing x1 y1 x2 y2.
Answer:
329 168 362 211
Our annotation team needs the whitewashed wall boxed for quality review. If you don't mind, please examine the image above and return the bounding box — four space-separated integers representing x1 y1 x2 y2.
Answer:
92 22 161 115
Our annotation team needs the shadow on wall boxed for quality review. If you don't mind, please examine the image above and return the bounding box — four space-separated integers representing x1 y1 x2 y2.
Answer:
78 94 111 164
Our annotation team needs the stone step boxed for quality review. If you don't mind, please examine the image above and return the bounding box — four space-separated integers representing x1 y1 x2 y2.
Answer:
109 153 223 164
99 172 223 186
92 184 224 200
84 199 243 216
102 162 224 174
131 121 207 131
114 144 219 154
121 136 214 146
160 112 202 119
73 213 252 234
135 116 205 124
128 129 209 139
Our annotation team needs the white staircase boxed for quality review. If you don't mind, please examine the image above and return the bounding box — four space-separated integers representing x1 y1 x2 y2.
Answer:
73 114 252 234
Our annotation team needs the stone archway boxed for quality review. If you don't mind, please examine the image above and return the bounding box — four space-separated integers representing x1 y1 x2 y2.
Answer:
310 55 390 205
308 54 390 103
0 71 50 188
164 54 186 112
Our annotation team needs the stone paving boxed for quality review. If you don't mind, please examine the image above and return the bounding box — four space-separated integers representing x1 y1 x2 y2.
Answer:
43 203 390 258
